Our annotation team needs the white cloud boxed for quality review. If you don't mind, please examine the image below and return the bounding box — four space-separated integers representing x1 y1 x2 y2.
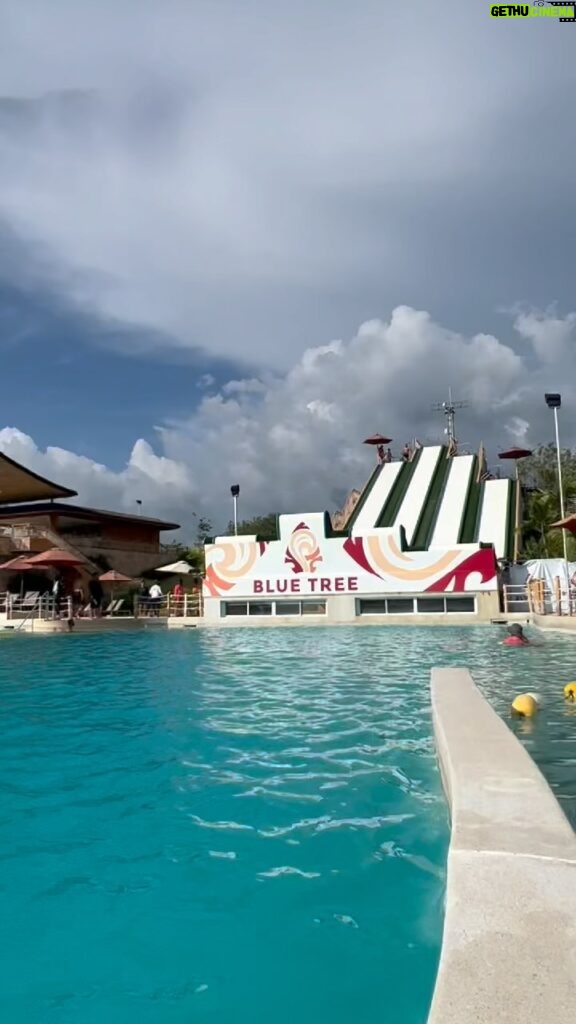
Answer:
513 309 576 364
1 306 573 537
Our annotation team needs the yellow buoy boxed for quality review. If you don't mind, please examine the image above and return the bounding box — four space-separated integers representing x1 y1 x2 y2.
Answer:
511 693 539 718
564 682 576 702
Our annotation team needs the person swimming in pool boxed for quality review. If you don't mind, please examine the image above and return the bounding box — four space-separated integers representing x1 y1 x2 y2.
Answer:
501 623 530 646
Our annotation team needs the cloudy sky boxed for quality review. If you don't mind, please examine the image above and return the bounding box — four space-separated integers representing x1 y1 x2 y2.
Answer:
0 1 575 536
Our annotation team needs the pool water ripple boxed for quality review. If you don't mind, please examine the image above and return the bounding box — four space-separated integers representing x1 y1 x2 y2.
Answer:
0 627 449 1024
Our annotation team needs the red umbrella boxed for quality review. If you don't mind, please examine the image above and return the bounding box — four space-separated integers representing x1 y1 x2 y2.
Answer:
551 516 576 535
98 570 133 583
0 554 40 598
498 447 532 461
0 555 35 572
26 548 86 568
363 433 393 445
99 569 133 603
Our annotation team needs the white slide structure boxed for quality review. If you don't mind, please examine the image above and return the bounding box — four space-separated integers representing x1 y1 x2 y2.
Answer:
477 479 511 559
429 454 475 549
393 446 443 546
352 461 403 532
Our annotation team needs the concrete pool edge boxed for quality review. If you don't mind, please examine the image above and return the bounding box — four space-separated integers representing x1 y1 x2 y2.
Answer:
428 667 576 1024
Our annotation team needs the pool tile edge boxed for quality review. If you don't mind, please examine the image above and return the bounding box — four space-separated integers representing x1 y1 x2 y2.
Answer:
428 667 576 1024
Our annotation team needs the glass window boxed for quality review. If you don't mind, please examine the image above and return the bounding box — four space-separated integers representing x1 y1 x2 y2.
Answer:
248 602 273 616
386 598 415 614
445 596 475 613
275 602 301 616
301 601 327 615
224 602 248 616
416 597 445 614
358 599 388 614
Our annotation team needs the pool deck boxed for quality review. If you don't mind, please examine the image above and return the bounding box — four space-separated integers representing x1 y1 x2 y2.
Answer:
428 667 576 1024
0 616 168 634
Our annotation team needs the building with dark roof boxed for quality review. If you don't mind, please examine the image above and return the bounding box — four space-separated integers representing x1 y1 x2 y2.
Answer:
0 452 180 577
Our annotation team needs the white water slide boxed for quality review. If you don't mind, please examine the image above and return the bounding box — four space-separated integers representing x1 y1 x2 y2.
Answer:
477 478 511 559
429 454 475 549
393 446 443 546
352 461 403 532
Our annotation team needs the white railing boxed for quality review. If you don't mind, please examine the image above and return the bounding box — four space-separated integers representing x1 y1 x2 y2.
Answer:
502 580 576 617
134 593 203 618
0 593 134 622
1 589 204 623
0 592 74 621
169 592 203 617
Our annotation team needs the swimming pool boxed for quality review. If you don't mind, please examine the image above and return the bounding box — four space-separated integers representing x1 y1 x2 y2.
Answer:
0 627 449 1024
1 625 573 1024
468 627 576 829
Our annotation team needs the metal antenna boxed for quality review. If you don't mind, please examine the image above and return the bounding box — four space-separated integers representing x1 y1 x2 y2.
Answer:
432 388 468 453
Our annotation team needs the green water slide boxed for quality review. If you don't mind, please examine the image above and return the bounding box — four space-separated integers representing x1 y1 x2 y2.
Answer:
458 456 482 544
375 449 422 528
505 479 517 561
410 450 453 550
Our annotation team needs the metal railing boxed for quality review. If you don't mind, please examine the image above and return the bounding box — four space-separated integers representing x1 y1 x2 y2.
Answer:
0 592 74 622
134 593 203 618
1 590 204 623
502 580 576 617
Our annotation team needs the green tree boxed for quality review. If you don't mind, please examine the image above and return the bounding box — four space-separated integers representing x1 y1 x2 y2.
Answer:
226 512 279 541
162 542 205 574
195 517 214 546
520 445 576 559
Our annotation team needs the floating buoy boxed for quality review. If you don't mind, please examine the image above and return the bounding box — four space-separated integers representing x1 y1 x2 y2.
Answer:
564 682 576 702
511 693 539 718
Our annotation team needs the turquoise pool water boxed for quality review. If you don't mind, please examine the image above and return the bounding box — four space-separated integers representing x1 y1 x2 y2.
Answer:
0 628 448 1024
1 625 574 1024
468 627 576 828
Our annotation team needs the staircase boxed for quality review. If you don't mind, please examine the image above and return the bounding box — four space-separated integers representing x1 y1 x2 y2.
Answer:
0 523 101 573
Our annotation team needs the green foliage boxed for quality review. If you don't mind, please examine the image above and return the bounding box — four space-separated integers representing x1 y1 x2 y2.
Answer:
161 542 205 573
226 512 279 541
179 547 205 573
195 517 213 546
521 445 576 560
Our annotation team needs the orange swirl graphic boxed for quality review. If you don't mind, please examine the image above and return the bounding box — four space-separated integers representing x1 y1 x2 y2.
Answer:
365 535 462 583
285 524 323 574
204 541 263 596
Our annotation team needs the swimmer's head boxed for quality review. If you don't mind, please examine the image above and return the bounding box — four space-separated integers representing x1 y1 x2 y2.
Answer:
507 623 525 638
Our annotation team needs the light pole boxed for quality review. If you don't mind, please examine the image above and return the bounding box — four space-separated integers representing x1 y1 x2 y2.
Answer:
230 485 240 535
545 393 569 609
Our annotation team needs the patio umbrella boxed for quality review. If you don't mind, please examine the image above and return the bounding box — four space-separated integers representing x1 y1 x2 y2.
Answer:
0 554 36 597
155 560 195 574
363 433 392 446
0 555 35 572
99 570 133 583
26 548 87 568
98 569 133 602
498 447 532 563
551 515 576 535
